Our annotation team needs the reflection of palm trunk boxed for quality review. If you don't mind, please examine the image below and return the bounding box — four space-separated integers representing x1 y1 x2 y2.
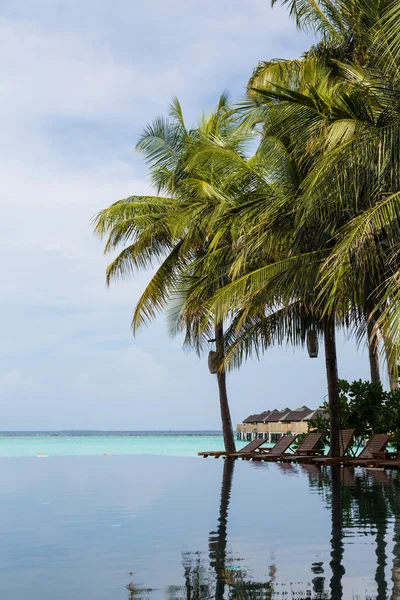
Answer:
184 562 192 600
209 459 235 600
376 525 387 600
330 466 345 599
391 518 400 599
374 486 388 600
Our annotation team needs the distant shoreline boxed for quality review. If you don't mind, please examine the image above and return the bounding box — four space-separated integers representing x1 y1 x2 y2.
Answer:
0 430 223 437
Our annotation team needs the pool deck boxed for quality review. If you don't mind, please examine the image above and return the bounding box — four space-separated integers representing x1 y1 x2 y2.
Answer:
198 450 400 468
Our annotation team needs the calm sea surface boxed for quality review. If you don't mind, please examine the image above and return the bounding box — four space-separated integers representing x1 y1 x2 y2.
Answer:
1 435 400 599
0 432 247 457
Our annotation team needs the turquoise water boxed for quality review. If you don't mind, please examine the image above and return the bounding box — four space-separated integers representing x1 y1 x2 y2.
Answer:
0 433 248 457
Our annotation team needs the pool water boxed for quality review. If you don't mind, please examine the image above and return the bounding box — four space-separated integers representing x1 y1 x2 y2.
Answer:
1 454 399 599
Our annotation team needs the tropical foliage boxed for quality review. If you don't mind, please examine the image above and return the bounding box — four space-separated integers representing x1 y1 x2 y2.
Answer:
94 0 400 452
308 379 400 451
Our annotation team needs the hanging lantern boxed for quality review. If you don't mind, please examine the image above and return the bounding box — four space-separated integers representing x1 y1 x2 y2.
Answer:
208 350 219 374
307 330 319 358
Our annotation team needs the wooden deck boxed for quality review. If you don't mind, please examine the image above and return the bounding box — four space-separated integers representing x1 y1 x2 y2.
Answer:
199 430 400 469
198 452 400 469
199 435 297 460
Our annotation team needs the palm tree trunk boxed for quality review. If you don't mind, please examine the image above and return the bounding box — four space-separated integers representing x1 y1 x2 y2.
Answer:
368 320 381 383
381 329 398 389
388 360 399 391
383 336 399 390
372 305 398 389
324 316 340 458
215 322 236 453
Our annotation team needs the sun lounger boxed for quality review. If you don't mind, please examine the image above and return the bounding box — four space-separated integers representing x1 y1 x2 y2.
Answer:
198 437 269 458
312 429 355 465
236 435 297 461
279 432 324 462
346 433 392 466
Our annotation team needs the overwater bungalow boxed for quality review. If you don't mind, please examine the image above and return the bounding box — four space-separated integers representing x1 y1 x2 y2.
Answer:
236 406 326 442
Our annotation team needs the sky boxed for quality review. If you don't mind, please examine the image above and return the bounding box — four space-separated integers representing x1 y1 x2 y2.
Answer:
0 0 373 431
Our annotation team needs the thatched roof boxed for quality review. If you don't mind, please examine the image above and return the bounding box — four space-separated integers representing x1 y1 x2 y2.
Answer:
242 414 257 424
243 410 271 424
280 406 313 422
258 410 272 422
303 408 328 420
242 405 324 424
264 408 291 423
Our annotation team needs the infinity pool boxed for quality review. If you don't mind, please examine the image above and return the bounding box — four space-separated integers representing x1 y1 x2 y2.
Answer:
0 455 398 599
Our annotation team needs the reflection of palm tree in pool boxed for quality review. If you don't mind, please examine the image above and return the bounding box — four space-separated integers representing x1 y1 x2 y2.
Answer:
341 469 387 599
308 466 400 600
371 478 389 600
128 465 400 600
350 470 397 600
208 459 276 599
382 472 400 600
330 466 345 599
302 465 389 599
391 517 400 600
208 459 234 598
155 459 275 600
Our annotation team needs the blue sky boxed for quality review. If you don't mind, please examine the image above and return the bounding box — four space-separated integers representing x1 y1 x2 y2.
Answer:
0 0 372 430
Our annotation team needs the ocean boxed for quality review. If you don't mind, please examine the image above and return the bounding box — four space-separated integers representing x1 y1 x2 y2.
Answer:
0 431 248 457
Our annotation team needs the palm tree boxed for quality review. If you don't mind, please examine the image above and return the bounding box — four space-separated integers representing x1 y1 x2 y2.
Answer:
94 95 258 452
191 15 400 452
168 98 355 455
188 60 364 456
264 0 400 387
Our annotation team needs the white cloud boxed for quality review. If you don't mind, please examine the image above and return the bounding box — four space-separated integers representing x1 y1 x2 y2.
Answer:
0 1 371 430
0 22 132 120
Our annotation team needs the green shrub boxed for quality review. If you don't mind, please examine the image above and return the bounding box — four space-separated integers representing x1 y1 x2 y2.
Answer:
308 379 400 450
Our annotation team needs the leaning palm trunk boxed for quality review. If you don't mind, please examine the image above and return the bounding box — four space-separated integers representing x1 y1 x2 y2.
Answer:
368 319 381 383
215 323 236 453
384 340 399 390
371 307 397 389
387 353 399 391
324 316 340 458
